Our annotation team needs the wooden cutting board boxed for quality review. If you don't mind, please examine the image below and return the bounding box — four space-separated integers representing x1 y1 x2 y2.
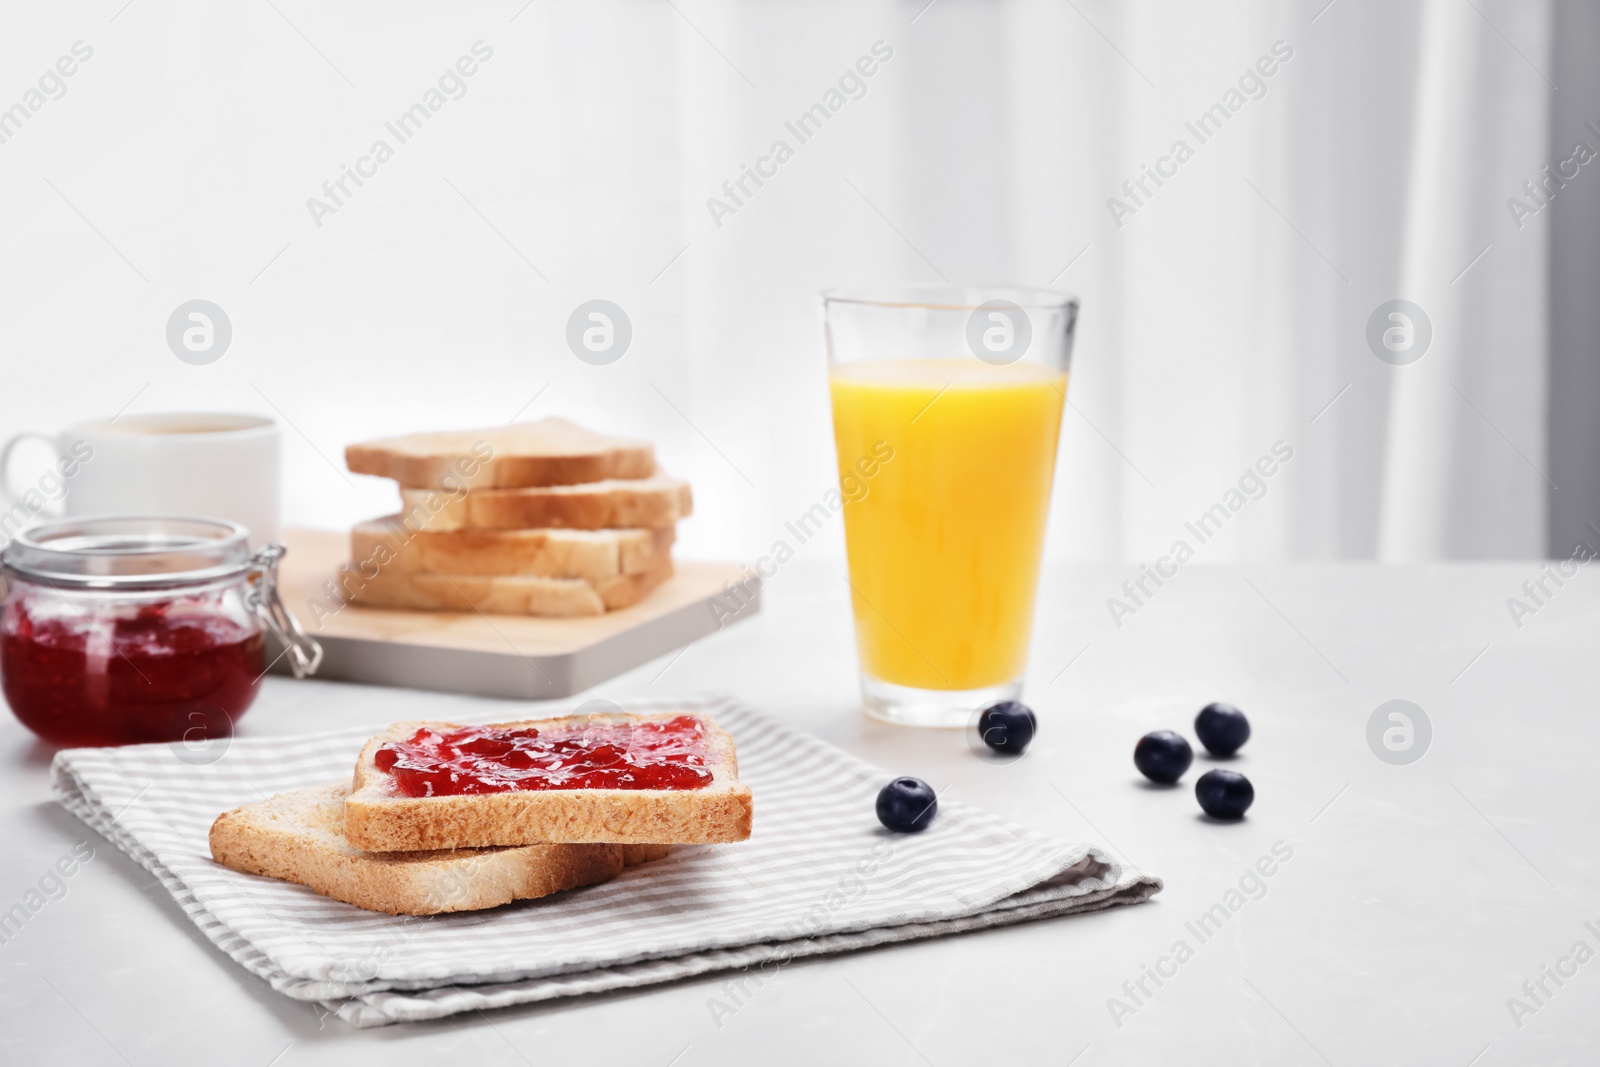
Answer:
268 528 759 699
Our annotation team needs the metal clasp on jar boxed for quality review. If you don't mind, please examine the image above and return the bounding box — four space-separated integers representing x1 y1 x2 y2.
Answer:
247 543 323 678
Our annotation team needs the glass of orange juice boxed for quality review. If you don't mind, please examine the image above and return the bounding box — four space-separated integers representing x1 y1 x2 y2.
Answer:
824 286 1078 726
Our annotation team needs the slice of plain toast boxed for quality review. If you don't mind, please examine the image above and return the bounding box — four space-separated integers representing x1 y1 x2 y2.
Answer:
351 518 674 580
344 713 753 851
346 417 656 489
341 556 673 616
208 784 628 915
400 475 692 531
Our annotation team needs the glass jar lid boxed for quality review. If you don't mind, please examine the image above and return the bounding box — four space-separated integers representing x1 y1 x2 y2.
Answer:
2 515 254 590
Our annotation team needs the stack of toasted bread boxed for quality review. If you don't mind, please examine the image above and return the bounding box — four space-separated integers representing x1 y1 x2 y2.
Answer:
209 711 752 915
340 418 692 616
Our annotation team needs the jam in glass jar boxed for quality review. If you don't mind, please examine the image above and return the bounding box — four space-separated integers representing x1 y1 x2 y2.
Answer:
1 516 321 747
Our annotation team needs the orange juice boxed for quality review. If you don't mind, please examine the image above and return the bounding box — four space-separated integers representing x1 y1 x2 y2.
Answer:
830 358 1066 691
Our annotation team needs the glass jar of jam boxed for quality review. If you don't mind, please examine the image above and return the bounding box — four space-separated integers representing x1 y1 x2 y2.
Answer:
1 516 322 748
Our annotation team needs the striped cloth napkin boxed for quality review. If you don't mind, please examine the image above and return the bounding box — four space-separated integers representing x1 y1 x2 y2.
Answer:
52 694 1161 1027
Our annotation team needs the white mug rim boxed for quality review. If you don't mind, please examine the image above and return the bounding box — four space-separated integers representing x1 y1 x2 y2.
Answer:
65 412 277 439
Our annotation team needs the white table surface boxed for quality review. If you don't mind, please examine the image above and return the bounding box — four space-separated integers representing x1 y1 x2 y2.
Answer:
3 557 1596 1065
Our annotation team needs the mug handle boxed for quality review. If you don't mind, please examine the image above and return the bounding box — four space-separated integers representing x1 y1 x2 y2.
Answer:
0 432 64 515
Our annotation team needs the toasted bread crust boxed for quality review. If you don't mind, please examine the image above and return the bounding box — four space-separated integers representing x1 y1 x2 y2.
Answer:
344 713 753 851
340 557 673 616
345 418 656 489
623 843 672 865
399 477 692 531
208 784 626 915
351 519 673 580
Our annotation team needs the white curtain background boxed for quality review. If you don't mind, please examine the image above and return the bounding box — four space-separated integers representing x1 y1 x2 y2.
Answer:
0 0 1557 563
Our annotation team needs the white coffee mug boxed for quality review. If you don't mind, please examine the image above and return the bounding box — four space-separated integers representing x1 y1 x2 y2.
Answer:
0 412 281 546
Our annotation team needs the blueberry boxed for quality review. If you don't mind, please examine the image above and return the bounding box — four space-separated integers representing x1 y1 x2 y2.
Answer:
1195 702 1250 756
1195 769 1254 819
977 700 1036 756
876 777 938 833
1134 730 1193 784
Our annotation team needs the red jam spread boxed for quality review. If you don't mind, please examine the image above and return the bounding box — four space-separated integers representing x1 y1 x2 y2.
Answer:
0 598 264 748
375 715 715 797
